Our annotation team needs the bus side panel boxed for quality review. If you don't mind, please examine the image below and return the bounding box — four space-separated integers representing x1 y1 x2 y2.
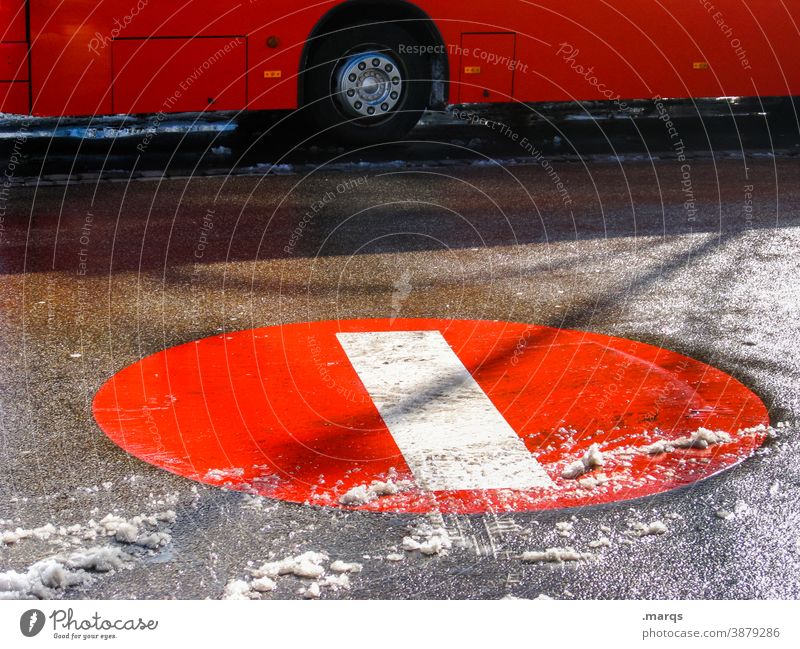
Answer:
509 1 671 103
652 0 800 99
28 0 251 117
112 37 247 114
1 0 30 114
245 1 331 111
29 0 111 116
459 33 516 103
1 43 28 81
0 81 28 113
517 0 799 103
412 0 798 104
0 0 27 42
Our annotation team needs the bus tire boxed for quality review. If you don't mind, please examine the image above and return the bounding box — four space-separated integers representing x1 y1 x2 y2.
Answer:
303 22 431 145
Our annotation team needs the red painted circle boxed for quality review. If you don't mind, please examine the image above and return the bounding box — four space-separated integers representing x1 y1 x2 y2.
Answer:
93 319 769 514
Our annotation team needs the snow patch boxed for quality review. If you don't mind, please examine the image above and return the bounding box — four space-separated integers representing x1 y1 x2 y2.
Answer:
221 580 251 600
578 473 609 489
1 524 58 546
224 552 361 600
338 479 414 506
254 551 328 580
555 521 574 537
135 532 171 549
588 537 611 549
561 444 605 479
97 511 175 549
251 576 277 593
627 520 668 537
1 510 176 551
329 560 362 574
716 501 750 520
640 428 732 454
521 548 593 563
204 468 244 483
241 494 267 510
0 546 131 600
321 573 350 591
402 520 453 556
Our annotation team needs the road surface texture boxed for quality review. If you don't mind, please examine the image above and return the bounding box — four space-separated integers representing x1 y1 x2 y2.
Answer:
1 104 799 599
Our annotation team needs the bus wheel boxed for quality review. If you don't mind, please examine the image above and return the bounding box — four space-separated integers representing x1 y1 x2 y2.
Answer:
303 23 431 145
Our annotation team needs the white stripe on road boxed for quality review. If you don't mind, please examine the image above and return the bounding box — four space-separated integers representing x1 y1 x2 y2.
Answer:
336 330 554 491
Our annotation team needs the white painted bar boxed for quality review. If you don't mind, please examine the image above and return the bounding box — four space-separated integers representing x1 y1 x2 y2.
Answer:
336 330 553 491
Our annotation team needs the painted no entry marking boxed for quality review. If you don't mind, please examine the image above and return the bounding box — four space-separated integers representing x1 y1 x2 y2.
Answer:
337 330 554 492
93 319 769 514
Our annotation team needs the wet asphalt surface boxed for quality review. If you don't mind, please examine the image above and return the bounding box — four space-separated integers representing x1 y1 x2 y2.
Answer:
1 102 800 599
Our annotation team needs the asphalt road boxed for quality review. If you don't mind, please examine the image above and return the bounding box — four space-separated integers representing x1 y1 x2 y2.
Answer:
1 106 799 599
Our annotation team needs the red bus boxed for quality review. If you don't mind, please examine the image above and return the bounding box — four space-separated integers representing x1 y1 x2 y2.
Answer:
1 1 798 143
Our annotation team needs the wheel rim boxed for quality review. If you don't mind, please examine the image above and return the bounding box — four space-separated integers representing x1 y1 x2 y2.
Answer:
335 50 404 119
